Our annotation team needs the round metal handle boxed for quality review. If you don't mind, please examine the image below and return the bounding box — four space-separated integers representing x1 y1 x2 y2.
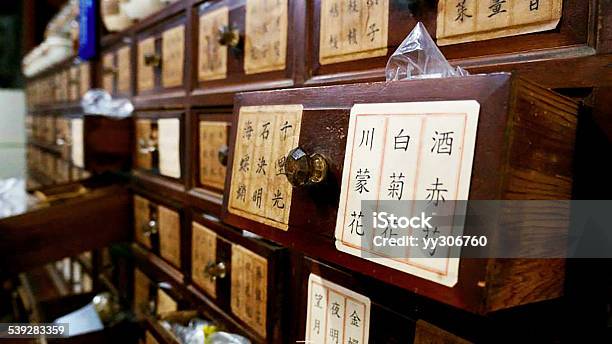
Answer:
204 261 226 281
144 53 161 67
284 147 328 187
142 219 158 237
217 24 240 48
217 145 229 166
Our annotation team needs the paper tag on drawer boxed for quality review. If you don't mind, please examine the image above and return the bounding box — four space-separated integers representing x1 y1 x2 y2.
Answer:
335 101 480 287
244 0 288 74
117 46 131 93
198 6 228 81
231 244 268 338
158 205 181 268
70 118 84 168
319 0 389 65
191 222 217 298
199 121 229 190
228 105 302 230
138 38 155 92
306 273 371 344
436 0 562 46
158 118 181 178
162 25 185 88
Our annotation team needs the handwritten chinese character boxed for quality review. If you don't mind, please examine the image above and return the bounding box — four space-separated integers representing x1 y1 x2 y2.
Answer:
529 0 539 10
239 154 250 172
394 128 410 151
314 293 324 308
252 187 263 208
260 121 270 139
329 2 340 17
348 210 364 235
329 328 340 344
313 319 321 335
256 156 267 175
272 189 285 209
243 120 253 140
359 128 375 150
347 0 358 13
426 178 448 206
331 301 341 318
455 0 472 22
348 27 358 45
348 339 360 344
276 156 286 175
329 34 339 49
488 0 507 17
355 168 371 194
367 23 380 42
280 120 293 140
423 226 440 256
431 131 454 155
388 172 405 200
350 310 361 327
236 184 246 201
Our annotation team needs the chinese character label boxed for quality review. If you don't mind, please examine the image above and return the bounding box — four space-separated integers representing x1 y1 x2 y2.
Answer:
437 0 563 45
199 121 229 190
198 6 228 81
162 25 185 88
319 0 389 65
228 105 303 230
231 245 268 338
306 274 370 344
244 0 288 74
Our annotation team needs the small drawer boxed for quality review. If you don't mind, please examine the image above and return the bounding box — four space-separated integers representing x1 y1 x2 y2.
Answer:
79 62 92 97
133 194 183 269
102 51 116 94
196 114 231 193
191 0 297 105
134 111 183 180
307 0 591 85
134 267 154 318
102 44 132 96
190 212 286 342
222 74 579 314
136 16 186 96
68 66 80 101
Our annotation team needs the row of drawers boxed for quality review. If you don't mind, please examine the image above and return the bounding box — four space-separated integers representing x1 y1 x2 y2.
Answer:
27 115 85 167
25 62 92 107
97 0 591 104
27 145 90 187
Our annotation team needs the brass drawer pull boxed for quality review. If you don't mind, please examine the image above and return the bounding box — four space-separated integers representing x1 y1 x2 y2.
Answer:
217 145 229 166
142 219 158 237
285 147 328 187
217 24 240 48
144 52 161 67
204 261 226 281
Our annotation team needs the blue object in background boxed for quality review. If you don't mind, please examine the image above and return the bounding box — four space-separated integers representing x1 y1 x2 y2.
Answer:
78 0 97 60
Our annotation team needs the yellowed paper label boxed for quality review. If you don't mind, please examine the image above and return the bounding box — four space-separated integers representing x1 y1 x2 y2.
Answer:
198 6 228 81
162 25 185 88
158 118 181 179
231 244 268 338
158 205 181 268
335 101 481 287
191 222 218 298
305 273 371 344
102 52 114 93
136 119 153 169
138 37 155 92
199 121 229 190
79 62 90 96
117 46 131 93
244 0 288 74
319 0 389 65
70 118 84 168
436 0 563 46
134 268 150 317
156 288 178 315
228 105 303 231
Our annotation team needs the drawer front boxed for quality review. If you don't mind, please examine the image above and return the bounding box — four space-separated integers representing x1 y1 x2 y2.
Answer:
198 117 231 192
161 24 185 88
192 0 295 103
117 46 132 94
157 118 182 179
230 243 268 338
158 204 182 268
137 37 157 93
308 0 591 84
68 66 79 101
70 118 84 168
135 119 156 170
79 62 91 96
134 195 154 249
156 288 178 314
223 75 577 313
102 52 116 94
191 221 218 298
56 117 71 160
134 268 152 317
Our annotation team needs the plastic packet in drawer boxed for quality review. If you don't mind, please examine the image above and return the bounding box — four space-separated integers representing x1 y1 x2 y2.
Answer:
386 22 467 81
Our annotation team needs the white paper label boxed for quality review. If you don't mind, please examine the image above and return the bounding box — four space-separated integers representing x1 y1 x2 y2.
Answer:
158 118 181 178
305 274 370 344
335 101 480 287
71 118 84 168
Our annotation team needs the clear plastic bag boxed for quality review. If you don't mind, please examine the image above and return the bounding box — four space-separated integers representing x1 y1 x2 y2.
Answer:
81 89 134 118
385 22 468 81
